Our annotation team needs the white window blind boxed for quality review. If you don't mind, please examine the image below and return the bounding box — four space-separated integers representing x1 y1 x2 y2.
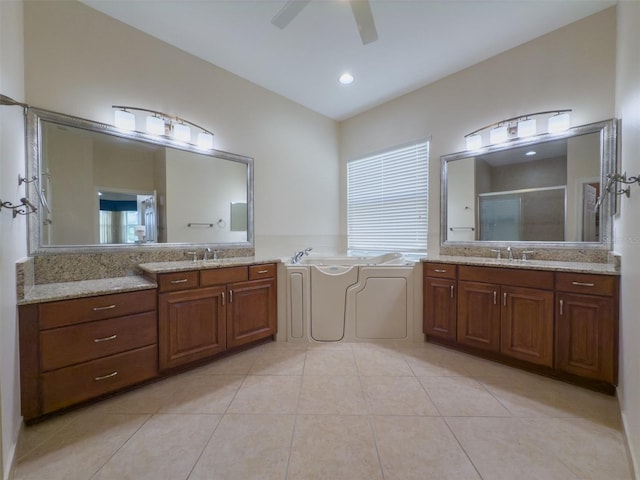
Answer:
347 140 429 254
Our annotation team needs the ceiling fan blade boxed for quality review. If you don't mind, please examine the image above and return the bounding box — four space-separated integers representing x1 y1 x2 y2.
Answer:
271 0 312 29
349 0 378 45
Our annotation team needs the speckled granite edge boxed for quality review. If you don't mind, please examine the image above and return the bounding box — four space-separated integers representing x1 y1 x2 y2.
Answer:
32 247 255 284
138 256 281 274
16 257 34 301
18 276 158 305
439 245 611 264
422 255 620 275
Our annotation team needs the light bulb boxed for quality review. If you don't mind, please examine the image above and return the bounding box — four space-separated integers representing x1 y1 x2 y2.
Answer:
172 123 191 142
114 110 135 131
517 118 537 137
489 126 508 144
146 115 165 135
548 112 570 133
465 134 482 150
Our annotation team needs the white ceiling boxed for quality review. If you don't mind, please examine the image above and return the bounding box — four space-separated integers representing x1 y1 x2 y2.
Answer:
81 0 615 121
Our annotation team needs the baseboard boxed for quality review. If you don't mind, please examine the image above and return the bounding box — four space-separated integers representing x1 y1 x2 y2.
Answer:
3 423 20 480
618 395 639 480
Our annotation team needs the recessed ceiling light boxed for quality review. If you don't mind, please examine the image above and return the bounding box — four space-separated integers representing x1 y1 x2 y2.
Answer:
525 150 537 156
339 73 354 85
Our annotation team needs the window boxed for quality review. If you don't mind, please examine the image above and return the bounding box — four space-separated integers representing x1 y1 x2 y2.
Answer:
347 140 429 255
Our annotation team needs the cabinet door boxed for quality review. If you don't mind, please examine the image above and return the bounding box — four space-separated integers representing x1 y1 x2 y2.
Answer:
501 286 554 367
555 292 615 383
227 278 277 349
457 281 500 352
424 277 457 341
159 287 226 370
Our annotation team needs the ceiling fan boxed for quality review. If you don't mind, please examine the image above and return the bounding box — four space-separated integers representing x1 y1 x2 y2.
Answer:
271 0 378 45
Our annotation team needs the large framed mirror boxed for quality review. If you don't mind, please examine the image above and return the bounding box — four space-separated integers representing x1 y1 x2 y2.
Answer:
25 108 254 254
441 119 617 249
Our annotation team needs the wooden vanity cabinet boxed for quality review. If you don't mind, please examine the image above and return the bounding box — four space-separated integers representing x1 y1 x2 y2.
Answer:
19 289 158 421
423 263 457 341
158 264 277 370
423 262 619 391
555 272 618 384
457 266 554 366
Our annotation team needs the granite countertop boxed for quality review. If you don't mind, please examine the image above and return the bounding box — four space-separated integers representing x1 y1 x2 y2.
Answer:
138 256 281 274
19 276 158 305
422 255 620 275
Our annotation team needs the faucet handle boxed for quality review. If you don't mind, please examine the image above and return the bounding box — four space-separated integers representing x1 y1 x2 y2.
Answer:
521 250 535 261
490 249 502 259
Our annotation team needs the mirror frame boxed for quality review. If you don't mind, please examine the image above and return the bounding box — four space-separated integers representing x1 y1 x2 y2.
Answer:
440 118 617 250
25 107 254 255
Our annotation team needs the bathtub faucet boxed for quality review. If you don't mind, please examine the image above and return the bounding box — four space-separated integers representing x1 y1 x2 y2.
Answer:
291 247 312 264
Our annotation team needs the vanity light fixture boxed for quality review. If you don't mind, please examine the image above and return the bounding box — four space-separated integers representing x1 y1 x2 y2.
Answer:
464 109 572 151
112 106 215 150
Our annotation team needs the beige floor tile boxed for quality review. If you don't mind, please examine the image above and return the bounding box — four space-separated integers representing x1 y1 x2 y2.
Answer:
287 415 383 480
13 413 149 480
298 375 366 414
189 349 258 375
519 417 633 479
158 374 245 414
478 374 621 419
446 417 581 480
403 348 473 377
93 414 220 480
361 376 439 416
303 349 358 375
189 414 295 480
16 411 80 460
418 376 511 416
372 415 481 480
353 348 414 376
227 375 301 414
91 376 178 415
249 349 307 375
306 341 354 350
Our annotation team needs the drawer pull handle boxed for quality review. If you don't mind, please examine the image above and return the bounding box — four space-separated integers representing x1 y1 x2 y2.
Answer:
94 371 118 381
493 291 497 305
503 292 507 307
94 334 117 343
257 269 269 274
92 304 116 312
229 289 233 303
221 292 225 305
559 299 564 316
170 279 189 284
434 269 447 273
572 281 595 287
450 285 454 299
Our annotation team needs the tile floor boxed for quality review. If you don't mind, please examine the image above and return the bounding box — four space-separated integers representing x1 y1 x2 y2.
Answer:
13 341 634 480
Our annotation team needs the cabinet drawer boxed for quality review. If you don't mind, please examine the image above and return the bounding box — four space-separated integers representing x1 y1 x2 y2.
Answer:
555 272 616 296
40 311 157 372
39 290 157 329
459 266 554 290
200 266 248 286
249 263 276 280
424 263 457 279
158 271 199 293
41 345 158 414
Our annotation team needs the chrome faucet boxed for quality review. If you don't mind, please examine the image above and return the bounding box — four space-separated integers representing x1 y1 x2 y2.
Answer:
291 247 312 264
506 246 514 261
203 247 211 261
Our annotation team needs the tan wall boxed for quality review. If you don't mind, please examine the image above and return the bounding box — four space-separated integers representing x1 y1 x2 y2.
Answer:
23 0 341 257
340 8 617 253
614 2 640 476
